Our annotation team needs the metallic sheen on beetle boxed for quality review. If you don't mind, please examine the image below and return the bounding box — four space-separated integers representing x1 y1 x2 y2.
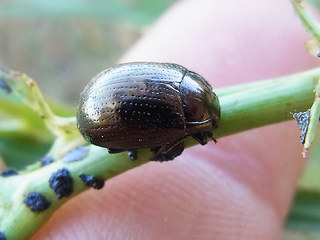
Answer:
77 62 220 161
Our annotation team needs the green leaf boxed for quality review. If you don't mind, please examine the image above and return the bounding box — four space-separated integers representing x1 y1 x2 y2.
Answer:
298 135 320 192
286 190 320 233
0 69 78 169
0 137 52 169
307 0 320 10
0 0 177 26
282 230 320 240
285 132 320 235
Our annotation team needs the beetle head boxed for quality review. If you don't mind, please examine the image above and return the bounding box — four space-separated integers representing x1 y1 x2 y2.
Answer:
181 71 220 132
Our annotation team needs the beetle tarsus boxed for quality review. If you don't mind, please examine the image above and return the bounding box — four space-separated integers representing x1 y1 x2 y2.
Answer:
151 140 184 162
127 150 137 160
207 132 217 143
211 136 217 144
192 132 217 145
192 132 208 145
108 148 123 154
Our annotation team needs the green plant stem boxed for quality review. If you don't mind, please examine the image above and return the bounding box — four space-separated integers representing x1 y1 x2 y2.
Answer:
290 0 320 45
214 68 319 138
0 67 320 239
304 76 320 150
0 70 86 160
0 146 150 240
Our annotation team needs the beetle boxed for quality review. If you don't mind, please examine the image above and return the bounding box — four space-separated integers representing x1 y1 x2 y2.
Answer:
77 62 220 161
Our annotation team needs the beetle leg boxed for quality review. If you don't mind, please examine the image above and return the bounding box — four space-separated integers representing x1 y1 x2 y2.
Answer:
127 150 137 160
206 131 217 143
192 132 208 145
108 148 124 154
192 132 216 145
209 133 217 143
151 140 184 162
108 148 138 161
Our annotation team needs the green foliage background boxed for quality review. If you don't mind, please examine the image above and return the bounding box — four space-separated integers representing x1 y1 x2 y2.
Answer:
0 0 177 107
0 0 177 168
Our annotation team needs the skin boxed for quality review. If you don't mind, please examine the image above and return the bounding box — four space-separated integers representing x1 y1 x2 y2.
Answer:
32 0 319 239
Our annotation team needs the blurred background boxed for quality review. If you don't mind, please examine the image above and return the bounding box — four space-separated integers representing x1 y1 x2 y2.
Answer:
0 0 177 108
0 0 178 186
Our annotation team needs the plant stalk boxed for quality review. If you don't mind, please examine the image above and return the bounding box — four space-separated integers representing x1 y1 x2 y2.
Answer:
0 67 320 239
